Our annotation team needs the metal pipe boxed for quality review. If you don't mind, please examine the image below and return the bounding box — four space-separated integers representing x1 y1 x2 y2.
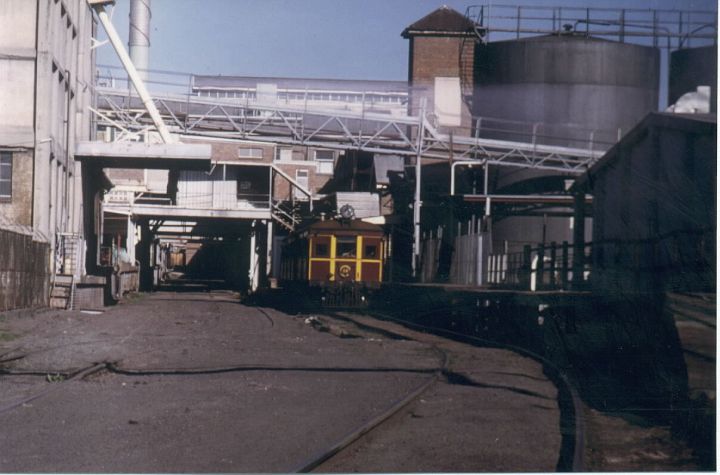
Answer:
90 1 172 143
450 160 485 196
64 70 72 233
483 161 490 216
411 98 426 279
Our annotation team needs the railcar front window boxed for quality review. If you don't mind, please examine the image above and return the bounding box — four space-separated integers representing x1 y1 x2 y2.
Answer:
364 245 378 259
315 243 329 257
337 238 356 258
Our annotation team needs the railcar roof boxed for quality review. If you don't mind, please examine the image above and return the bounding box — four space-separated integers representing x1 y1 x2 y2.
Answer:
304 219 385 235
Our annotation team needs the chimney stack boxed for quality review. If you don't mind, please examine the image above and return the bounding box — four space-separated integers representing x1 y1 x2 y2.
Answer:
129 0 151 81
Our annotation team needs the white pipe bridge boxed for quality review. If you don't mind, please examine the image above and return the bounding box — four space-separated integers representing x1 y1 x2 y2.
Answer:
92 85 605 175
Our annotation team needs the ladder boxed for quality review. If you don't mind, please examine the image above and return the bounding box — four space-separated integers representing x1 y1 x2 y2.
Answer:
50 274 76 310
51 233 81 310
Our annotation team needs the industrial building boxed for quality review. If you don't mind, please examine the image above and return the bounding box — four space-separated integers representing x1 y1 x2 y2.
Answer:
0 1 716 308
402 5 716 288
192 75 409 117
0 0 96 309
577 112 716 296
0 3 716 470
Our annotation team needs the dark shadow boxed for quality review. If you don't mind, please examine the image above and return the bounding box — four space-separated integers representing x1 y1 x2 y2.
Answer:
442 369 553 400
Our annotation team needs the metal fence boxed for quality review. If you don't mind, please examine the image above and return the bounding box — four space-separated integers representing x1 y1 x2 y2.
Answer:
0 229 50 311
467 4 717 49
419 218 492 286
419 226 715 293
487 241 590 291
485 228 715 293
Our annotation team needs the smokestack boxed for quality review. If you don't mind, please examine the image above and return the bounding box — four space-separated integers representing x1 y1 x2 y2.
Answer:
129 0 151 81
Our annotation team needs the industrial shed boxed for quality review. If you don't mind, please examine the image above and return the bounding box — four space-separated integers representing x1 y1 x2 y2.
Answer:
577 112 716 296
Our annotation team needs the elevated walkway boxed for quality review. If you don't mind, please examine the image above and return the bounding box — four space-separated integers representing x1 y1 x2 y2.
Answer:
93 85 604 174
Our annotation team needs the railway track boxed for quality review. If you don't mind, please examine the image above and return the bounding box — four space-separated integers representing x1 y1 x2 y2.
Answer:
294 310 586 473
1 296 582 472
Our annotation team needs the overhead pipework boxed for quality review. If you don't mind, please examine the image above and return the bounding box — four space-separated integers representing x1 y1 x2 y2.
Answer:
129 0 151 82
87 0 172 144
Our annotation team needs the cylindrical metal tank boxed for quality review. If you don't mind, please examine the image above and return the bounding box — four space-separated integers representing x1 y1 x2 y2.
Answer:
669 45 717 112
474 34 660 145
470 34 660 252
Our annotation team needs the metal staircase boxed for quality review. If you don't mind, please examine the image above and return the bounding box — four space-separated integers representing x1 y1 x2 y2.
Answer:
271 201 301 231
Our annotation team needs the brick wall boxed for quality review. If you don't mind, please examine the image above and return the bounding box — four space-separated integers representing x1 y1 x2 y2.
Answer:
182 137 275 164
273 163 332 200
408 36 475 130
410 36 465 82
0 149 33 226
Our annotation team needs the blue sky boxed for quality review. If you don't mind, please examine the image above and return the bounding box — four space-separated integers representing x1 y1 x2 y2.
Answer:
96 0 717 80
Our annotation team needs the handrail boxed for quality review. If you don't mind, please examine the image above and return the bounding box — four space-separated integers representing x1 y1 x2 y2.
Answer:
271 164 312 199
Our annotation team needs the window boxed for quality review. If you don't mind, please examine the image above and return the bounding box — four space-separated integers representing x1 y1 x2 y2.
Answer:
0 152 12 200
364 244 378 259
336 237 357 258
314 243 329 257
238 147 263 159
294 169 309 201
315 150 335 175
278 148 293 161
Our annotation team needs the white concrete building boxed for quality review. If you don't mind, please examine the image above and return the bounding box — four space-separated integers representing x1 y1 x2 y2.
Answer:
0 0 95 279
0 0 96 308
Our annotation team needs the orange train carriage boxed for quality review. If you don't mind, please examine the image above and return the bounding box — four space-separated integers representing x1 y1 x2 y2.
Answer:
280 219 387 305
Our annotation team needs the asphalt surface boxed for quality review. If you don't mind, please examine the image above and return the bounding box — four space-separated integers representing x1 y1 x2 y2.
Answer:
0 290 562 472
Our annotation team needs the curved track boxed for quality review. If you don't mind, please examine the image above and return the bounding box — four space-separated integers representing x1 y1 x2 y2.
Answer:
299 310 586 473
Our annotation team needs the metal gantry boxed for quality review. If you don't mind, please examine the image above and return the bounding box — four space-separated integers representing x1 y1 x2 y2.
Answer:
92 85 604 174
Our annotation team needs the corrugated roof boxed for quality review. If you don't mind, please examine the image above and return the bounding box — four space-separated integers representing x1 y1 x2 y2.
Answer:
193 75 409 94
575 112 717 188
306 218 384 234
402 5 477 37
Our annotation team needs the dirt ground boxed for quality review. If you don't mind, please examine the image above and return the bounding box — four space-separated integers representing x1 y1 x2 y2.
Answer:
0 290 562 473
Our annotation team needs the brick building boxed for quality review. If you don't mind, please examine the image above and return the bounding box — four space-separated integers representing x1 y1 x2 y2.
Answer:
402 5 478 131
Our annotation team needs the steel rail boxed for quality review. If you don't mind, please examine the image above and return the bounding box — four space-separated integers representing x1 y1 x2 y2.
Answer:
341 308 587 472
292 345 448 473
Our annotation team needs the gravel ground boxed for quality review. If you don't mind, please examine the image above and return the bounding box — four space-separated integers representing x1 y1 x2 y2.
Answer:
310 312 562 473
0 290 563 472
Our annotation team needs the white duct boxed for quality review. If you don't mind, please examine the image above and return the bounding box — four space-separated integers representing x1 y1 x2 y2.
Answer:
129 0 151 81
90 1 172 143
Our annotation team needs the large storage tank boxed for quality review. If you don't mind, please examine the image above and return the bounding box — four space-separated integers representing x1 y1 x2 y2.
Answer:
669 45 717 112
470 34 660 251
474 35 660 140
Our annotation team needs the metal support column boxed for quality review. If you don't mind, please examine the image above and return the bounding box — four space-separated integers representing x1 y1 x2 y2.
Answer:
412 99 426 279
266 220 273 280
249 220 259 293
572 190 586 290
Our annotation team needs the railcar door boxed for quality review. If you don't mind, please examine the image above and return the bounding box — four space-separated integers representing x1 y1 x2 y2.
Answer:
334 236 358 283
360 236 383 283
